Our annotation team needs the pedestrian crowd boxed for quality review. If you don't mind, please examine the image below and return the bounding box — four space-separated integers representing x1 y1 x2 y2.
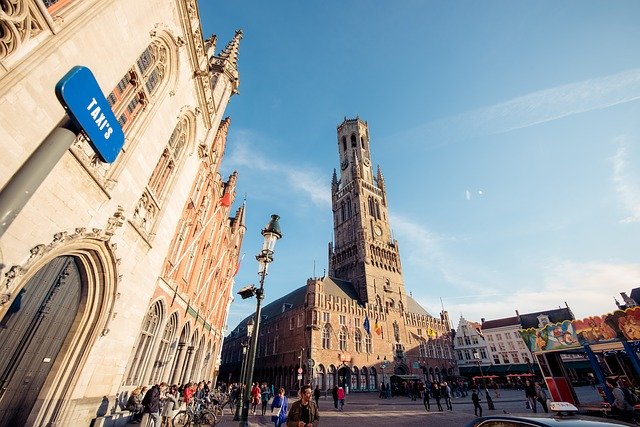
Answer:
125 379 215 426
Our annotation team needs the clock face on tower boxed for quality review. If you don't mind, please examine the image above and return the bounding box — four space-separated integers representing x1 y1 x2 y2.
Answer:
374 225 383 236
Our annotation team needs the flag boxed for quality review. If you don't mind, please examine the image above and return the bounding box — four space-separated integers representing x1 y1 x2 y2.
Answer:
363 316 371 335
375 319 382 336
428 327 437 339
218 192 232 207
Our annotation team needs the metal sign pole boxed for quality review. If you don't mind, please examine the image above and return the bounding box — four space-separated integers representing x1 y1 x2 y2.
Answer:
0 119 78 238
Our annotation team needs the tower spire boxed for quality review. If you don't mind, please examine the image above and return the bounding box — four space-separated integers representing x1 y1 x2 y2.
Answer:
219 29 243 68
210 29 243 94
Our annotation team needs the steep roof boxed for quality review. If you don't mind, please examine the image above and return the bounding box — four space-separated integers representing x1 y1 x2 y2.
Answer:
481 316 520 330
406 294 433 317
519 307 574 329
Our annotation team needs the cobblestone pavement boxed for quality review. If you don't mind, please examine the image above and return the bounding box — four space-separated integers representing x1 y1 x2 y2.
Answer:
215 387 607 427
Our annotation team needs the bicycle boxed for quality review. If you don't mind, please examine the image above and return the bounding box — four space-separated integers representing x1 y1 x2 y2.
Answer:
173 399 217 426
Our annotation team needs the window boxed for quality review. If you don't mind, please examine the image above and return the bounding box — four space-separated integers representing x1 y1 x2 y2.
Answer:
365 334 372 353
289 317 294 330
417 328 422 336
464 336 471 345
501 354 510 364
323 312 330 323
472 336 479 345
339 327 347 351
493 355 501 364
297 314 303 327
464 350 471 360
339 315 346 325
496 333 503 341
133 117 191 237
322 326 331 349
505 332 512 339
354 330 362 353
125 302 162 385
420 341 427 357
487 335 494 342
457 337 463 346
480 349 487 359
511 352 520 363
457 350 463 361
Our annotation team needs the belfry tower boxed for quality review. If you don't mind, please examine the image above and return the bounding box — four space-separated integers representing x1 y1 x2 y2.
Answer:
328 117 407 310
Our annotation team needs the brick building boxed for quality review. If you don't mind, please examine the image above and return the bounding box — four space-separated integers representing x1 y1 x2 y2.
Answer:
220 118 456 393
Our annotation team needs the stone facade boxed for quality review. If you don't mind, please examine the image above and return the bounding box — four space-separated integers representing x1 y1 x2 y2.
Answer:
220 118 457 394
0 1 243 425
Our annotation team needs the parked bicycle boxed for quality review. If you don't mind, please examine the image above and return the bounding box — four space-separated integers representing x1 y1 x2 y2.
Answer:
173 398 217 426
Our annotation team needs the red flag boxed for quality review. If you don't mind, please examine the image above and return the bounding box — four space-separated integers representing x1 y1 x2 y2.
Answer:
218 192 232 207
375 320 382 335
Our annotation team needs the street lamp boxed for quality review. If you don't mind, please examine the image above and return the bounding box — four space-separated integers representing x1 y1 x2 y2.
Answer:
473 350 495 410
233 317 253 421
239 214 282 427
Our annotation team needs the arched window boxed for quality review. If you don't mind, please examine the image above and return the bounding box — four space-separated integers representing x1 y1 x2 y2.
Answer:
354 329 362 353
316 364 326 389
341 136 347 152
369 367 376 390
108 40 168 131
133 115 193 238
350 134 356 147
365 334 372 353
327 365 336 390
339 327 347 351
322 325 331 349
125 301 163 385
361 136 366 149
419 340 427 358
360 367 368 389
150 312 177 384
375 200 381 220
351 366 358 390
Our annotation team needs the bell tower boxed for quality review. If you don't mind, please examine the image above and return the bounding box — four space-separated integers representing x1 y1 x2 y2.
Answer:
328 118 406 309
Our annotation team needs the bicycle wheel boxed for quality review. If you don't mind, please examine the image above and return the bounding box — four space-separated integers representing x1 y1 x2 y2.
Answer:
197 410 217 426
173 410 191 426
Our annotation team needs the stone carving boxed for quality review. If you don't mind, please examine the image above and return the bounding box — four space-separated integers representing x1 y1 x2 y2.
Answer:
0 0 47 61
104 206 125 237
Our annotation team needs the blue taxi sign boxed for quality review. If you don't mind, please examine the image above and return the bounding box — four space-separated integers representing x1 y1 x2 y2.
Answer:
55 66 125 163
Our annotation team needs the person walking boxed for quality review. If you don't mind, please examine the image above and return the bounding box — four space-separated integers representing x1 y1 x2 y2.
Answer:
332 385 339 410
432 382 443 411
251 383 261 415
161 384 179 427
313 385 321 407
442 382 453 410
271 388 288 427
261 385 270 416
422 383 431 411
472 388 482 417
141 382 167 427
524 379 537 413
379 382 386 399
337 386 345 411
534 382 548 413
286 384 319 427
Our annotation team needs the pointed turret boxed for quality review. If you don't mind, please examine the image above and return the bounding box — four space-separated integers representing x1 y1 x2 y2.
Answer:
332 168 339 191
205 34 218 60
210 29 243 94
218 29 243 68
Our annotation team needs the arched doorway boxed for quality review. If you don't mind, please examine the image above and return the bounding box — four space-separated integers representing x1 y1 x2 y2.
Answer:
0 256 82 426
337 366 350 389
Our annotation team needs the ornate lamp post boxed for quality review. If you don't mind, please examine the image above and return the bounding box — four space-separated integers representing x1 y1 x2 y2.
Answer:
473 350 495 410
233 317 253 421
238 215 282 427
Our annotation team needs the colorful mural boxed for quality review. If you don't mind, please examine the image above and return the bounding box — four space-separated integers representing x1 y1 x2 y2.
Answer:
520 320 580 353
519 306 640 354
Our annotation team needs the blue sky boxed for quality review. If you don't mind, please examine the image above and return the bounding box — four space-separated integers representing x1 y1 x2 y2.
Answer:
198 1 640 331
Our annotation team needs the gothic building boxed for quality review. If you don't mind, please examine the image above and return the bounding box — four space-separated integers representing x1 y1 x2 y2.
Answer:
220 118 456 393
0 1 243 425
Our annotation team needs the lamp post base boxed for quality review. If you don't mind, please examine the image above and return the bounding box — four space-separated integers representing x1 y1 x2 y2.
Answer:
485 389 495 410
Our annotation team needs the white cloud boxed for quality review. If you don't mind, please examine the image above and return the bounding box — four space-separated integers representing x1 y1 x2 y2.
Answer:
440 260 640 326
612 138 640 223
224 131 330 208
399 68 640 145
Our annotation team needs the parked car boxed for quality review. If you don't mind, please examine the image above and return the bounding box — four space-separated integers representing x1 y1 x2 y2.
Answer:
464 402 633 427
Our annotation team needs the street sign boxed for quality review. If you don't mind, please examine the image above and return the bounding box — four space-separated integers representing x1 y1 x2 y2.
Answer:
307 358 315 368
297 367 303 374
412 361 420 369
55 66 125 163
